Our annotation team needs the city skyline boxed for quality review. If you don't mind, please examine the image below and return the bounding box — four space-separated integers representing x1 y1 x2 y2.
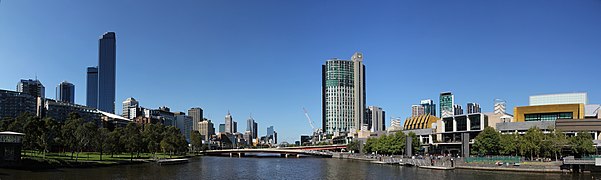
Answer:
1 0 601 142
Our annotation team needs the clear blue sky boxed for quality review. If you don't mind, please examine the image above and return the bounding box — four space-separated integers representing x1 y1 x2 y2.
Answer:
1 0 600 143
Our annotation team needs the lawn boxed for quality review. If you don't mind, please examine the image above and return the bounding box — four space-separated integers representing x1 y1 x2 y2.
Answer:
22 150 188 162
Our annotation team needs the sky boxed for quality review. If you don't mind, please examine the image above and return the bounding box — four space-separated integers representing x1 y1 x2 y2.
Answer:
1 0 600 143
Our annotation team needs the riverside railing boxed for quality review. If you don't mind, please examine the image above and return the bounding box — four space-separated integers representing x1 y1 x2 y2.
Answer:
465 156 521 163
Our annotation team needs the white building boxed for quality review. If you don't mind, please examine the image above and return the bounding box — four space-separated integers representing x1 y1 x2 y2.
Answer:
529 92 587 106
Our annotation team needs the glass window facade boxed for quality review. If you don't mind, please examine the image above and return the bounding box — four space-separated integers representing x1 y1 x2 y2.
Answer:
529 93 587 106
456 116 467 131
524 112 573 121
443 117 453 132
469 114 481 130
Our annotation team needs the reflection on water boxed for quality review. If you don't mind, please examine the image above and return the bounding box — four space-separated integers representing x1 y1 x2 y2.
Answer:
1 156 600 180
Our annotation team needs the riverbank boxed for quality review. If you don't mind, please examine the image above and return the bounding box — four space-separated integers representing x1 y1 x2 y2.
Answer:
332 152 568 173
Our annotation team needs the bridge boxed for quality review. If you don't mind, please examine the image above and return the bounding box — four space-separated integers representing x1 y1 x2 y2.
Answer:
203 148 333 158
280 144 347 151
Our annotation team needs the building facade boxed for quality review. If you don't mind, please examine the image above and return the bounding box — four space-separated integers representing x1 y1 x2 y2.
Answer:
86 67 98 108
56 81 75 104
411 105 425 117
453 104 463 115
494 99 507 114
366 106 385 132
225 112 233 133
421 99 436 116
87 32 116 113
322 52 366 134
17 79 45 98
122 97 139 119
466 103 481 114
175 115 193 142
440 92 454 118
188 107 203 131
514 104 585 122
0 89 36 119
44 99 100 124
403 114 439 130
529 93 587 106
246 117 258 140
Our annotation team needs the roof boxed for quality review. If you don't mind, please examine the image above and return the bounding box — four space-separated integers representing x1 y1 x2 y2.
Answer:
496 121 555 131
0 131 25 136
97 110 131 121
585 104 600 117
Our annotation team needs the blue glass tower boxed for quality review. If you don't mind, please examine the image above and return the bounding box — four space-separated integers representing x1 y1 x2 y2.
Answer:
87 32 116 113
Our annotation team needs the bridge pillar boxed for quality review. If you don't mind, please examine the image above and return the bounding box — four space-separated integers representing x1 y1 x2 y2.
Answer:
296 154 300 158
238 153 241 158
229 153 233 157
286 154 289 158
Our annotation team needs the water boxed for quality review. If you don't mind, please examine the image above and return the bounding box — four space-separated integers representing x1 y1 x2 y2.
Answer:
0 157 599 180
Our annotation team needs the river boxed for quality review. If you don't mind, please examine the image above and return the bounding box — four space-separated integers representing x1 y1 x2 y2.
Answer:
1 156 600 180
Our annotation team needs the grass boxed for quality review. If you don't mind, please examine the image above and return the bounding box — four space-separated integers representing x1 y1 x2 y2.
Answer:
22 150 188 162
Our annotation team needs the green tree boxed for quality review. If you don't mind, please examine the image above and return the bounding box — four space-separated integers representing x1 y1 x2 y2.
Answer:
75 122 98 162
122 122 143 161
96 128 110 160
106 127 124 158
569 132 596 157
39 117 61 158
499 134 518 156
62 113 83 159
142 124 163 158
23 115 43 152
523 127 544 160
347 140 360 153
550 129 568 160
472 126 501 155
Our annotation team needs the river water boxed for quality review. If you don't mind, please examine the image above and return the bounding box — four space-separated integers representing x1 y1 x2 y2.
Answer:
1 156 599 180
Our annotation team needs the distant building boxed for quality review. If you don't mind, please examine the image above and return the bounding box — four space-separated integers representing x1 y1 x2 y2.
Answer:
411 105 425 117
366 106 385 132
403 115 439 130
87 32 116 113
17 79 45 98
466 103 481 114
243 131 253 146
453 104 463 115
514 104 584 122
175 115 193 142
529 92 587 106
233 121 238 133
322 52 365 134
440 92 454 118
44 99 100 124
225 112 233 133
389 118 403 131
0 89 36 119
494 99 507 114
267 126 276 144
438 113 488 143
188 107 203 131
300 135 311 145
86 67 98 108
199 120 215 142
219 124 225 133
122 97 139 119
246 117 258 140
421 99 436 116
56 81 75 104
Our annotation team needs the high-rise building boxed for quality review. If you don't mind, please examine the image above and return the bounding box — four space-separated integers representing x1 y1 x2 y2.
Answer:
219 124 225 133
411 105 425 117
366 106 385 132
420 99 436 116
17 79 45 98
199 120 215 142
175 114 193 142
440 92 454 118
122 97 139 119
453 104 463 115
322 52 366 134
0 89 36 119
246 117 258 140
233 121 238 133
86 67 98 108
225 111 233 133
267 126 274 139
494 99 506 114
188 107 203 131
529 93 588 106
466 103 481 114
56 81 75 104
87 32 116 113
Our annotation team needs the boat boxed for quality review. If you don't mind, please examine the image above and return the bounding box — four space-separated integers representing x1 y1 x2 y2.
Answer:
157 158 189 165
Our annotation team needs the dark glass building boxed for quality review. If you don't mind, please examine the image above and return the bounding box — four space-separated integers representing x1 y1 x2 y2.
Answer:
86 67 98 108
86 32 116 113
56 81 75 104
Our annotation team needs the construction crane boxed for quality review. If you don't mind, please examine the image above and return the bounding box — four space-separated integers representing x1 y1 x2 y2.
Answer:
303 107 316 131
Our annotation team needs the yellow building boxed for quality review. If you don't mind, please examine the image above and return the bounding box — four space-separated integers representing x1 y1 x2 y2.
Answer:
513 104 585 122
403 114 439 130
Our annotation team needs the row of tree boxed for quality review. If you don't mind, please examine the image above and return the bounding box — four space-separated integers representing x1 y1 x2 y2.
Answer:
473 126 596 160
361 131 420 155
0 113 190 161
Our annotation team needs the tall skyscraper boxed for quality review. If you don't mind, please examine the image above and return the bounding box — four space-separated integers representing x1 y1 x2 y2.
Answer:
199 120 215 142
411 105 425 117
188 107 203 131
17 79 45 98
56 81 75 104
453 104 463 115
246 117 258 140
466 102 481 114
86 67 98 108
122 97 139 119
322 52 366 134
366 106 385 132
97 32 116 113
420 99 436 116
87 32 116 113
218 124 225 133
267 126 275 144
440 92 454 118
494 99 506 114
225 111 233 133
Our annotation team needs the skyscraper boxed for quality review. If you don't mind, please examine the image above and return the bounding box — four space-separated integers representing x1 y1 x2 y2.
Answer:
440 92 454 118
122 97 139 119
56 81 75 104
199 120 215 142
17 79 45 98
322 52 366 134
453 104 463 115
494 99 506 114
366 106 385 132
420 99 436 116
86 67 98 108
225 111 233 133
411 105 425 117
97 32 116 113
466 103 481 114
188 107 203 131
246 117 258 140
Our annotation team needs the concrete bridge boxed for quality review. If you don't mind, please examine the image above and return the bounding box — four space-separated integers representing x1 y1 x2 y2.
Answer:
203 148 333 158
281 144 347 151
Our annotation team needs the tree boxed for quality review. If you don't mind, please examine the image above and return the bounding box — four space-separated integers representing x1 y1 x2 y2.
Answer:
347 140 360 153
499 134 518 156
570 131 596 157
75 122 98 161
23 115 43 153
550 129 568 160
122 122 143 161
523 127 544 160
39 117 61 158
407 132 420 155
106 127 124 158
142 124 163 158
190 130 203 154
472 126 501 155
96 128 110 161
62 113 83 159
